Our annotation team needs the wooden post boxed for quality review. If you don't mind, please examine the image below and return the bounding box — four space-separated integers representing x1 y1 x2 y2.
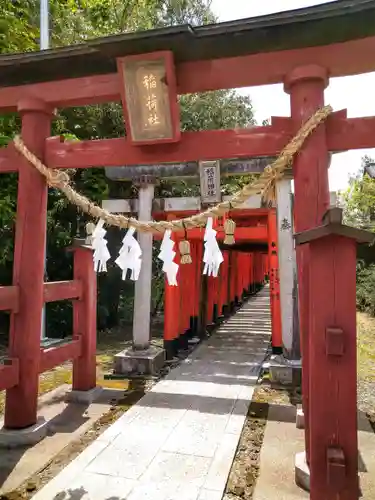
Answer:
72 244 97 392
285 65 330 460
212 268 220 323
179 259 190 336
229 252 236 310
5 98 53 429
248 253 253 293
256 253 263 289
295 209 372 500
196 242 206 338
243 253 250 294
236 253 243 301
268 209 282 352
219 251 229 316
178 257 185 344
193 242 202 336
206 276 215 326
253 253 258 290
164 235 180 360
234 252 241 305
189 242 198 335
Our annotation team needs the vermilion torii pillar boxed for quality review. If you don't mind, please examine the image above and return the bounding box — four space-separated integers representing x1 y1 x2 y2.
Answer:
285 65 331 485
5 98 53 431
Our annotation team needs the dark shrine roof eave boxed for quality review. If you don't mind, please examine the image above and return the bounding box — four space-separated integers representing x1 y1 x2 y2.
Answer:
1 0 375 88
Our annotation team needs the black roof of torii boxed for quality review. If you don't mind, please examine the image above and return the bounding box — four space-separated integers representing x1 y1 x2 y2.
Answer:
0 0 374 87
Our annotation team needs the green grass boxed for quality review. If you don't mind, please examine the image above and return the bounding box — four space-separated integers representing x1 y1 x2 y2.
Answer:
0 328 133 415
357 312 375 383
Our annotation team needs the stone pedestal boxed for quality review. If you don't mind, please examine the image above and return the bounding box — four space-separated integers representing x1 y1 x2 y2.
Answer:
66 386 103 404
268 354 302 386
296 404 305 429
295 451 310 492
114 346 165 376
0 417 48 448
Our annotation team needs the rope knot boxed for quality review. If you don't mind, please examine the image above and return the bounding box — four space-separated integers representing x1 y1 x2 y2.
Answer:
48 170 70 188
264 165 273 175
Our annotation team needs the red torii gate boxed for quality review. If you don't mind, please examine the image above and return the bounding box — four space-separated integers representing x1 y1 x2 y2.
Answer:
152 207 280 358
0 1 374 498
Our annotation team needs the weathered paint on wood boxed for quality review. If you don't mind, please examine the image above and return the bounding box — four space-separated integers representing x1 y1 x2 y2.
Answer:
308 235 358 500
43 280 83 303
286 65 331 481
72 246 97 392
5 98 53 429
40 338 82 373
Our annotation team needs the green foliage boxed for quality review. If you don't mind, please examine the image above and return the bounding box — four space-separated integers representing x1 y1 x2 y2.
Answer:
344 156 375 317
0 0 215 53
356 262 375 316
0 1 39 54
180 90 255 131
343 156 375 231
0 0 255 336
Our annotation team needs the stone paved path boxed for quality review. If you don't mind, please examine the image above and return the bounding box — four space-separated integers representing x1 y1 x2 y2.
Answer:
33 287 271 500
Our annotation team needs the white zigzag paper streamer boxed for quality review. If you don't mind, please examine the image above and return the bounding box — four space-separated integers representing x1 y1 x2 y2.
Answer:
92 219 111 273
158 229 179 286
203 217 224 277
115 227 142 281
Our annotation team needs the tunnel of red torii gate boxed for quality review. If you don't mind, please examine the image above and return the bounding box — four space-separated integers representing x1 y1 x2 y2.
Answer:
103 163 338 365
1 1 375 499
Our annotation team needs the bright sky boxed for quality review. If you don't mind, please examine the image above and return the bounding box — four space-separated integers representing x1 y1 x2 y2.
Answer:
211 0 375 192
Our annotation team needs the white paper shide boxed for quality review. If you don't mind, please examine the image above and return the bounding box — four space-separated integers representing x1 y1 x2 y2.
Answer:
92 219 111 273
158 229 179 286
203 217 223 277
115 227 142 281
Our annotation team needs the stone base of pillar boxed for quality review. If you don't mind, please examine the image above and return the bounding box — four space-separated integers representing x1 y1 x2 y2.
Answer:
0 417 48 448
114 346 165 376
66 386 103 404
188 336 201 346
296 404 305 429
268 355 302 386
295 451 310 492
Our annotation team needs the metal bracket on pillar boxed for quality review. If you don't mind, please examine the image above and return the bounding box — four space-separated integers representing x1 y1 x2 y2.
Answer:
326 447 346 491
326 327 344 357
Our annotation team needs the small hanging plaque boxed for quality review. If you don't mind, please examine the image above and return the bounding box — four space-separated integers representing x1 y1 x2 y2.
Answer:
199 160 221 204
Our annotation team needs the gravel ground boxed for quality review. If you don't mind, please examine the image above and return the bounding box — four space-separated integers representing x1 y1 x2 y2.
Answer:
357 312 375 426
223 382 299 500
0 310 374 499
0 320 165 415
224 308 375 500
